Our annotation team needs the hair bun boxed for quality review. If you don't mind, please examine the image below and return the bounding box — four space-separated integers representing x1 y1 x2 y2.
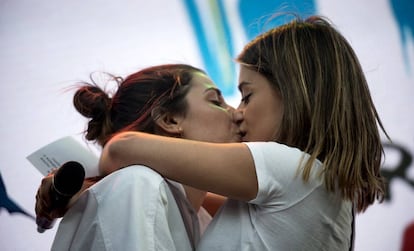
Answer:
73 84 112 142
74 85 111 118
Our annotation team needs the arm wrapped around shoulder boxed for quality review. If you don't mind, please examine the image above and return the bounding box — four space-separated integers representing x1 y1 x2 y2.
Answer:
99 131 143 175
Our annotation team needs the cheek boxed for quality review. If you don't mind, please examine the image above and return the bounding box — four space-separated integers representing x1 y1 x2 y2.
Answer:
246 102 282 140
185 109 232 141
207 111 232 132
263 105 283 139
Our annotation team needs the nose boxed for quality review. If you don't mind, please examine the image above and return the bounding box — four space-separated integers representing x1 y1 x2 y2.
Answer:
232 109 243 124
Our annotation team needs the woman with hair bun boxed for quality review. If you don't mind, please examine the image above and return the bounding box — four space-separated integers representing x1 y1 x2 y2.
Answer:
35 64 239 251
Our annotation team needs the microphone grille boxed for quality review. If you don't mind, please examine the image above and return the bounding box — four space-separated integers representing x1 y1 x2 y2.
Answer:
53 161 85 196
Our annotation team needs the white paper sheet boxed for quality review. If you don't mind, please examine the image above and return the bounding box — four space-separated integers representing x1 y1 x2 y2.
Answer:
27 136 99 177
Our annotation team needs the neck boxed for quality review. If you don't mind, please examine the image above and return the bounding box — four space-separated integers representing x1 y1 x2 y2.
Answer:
183 185 207 211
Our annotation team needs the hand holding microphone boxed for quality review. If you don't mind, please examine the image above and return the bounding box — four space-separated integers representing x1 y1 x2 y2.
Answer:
35 161 85 233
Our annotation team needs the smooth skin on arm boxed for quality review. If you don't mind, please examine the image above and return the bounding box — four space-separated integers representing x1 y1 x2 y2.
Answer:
99 131 258 201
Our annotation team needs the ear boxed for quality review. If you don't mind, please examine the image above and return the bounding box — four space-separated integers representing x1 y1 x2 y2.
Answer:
153 111 183 135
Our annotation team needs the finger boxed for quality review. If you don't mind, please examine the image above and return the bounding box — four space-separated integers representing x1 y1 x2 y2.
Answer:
35 176 53 216
46 168 58 177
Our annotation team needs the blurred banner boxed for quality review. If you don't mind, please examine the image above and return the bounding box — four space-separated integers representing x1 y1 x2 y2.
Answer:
0 0 413 250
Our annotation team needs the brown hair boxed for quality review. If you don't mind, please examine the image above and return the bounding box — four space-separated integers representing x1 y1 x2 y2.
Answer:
237 15 389 212
73 64 204 146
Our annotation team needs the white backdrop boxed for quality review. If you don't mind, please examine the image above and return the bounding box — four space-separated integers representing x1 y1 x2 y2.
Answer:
0 0 413 250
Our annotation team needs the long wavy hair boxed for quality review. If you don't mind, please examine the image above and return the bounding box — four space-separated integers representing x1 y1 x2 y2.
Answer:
237 15 389 212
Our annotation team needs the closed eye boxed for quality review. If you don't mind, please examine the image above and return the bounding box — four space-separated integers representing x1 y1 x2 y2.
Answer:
205 87 225 107
241 93 252 104
211 100 223 106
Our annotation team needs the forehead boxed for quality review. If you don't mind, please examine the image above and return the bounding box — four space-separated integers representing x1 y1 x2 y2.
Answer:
238 66 263 89
189 72 218 92
239 65 276 86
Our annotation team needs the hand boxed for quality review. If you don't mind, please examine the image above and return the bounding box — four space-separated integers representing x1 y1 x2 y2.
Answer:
35 170 103 221
34 170 66 221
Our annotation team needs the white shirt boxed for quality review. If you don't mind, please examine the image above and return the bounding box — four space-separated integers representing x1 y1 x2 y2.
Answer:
52 165 211 251
197 142 353 251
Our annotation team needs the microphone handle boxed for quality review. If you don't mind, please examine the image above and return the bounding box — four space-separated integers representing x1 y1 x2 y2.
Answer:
36 185 73 233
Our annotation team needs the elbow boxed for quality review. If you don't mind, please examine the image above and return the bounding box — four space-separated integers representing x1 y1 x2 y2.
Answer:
98 142 120 175
98 133 133 175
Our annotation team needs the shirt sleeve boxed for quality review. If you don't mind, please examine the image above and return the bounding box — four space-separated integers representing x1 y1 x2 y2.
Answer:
52 166 181 251
244 142 323 207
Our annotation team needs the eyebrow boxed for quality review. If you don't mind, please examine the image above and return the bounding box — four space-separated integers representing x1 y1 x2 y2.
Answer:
204 87 222 96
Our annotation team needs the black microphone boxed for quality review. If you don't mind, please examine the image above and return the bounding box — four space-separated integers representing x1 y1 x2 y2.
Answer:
36 161 85 233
